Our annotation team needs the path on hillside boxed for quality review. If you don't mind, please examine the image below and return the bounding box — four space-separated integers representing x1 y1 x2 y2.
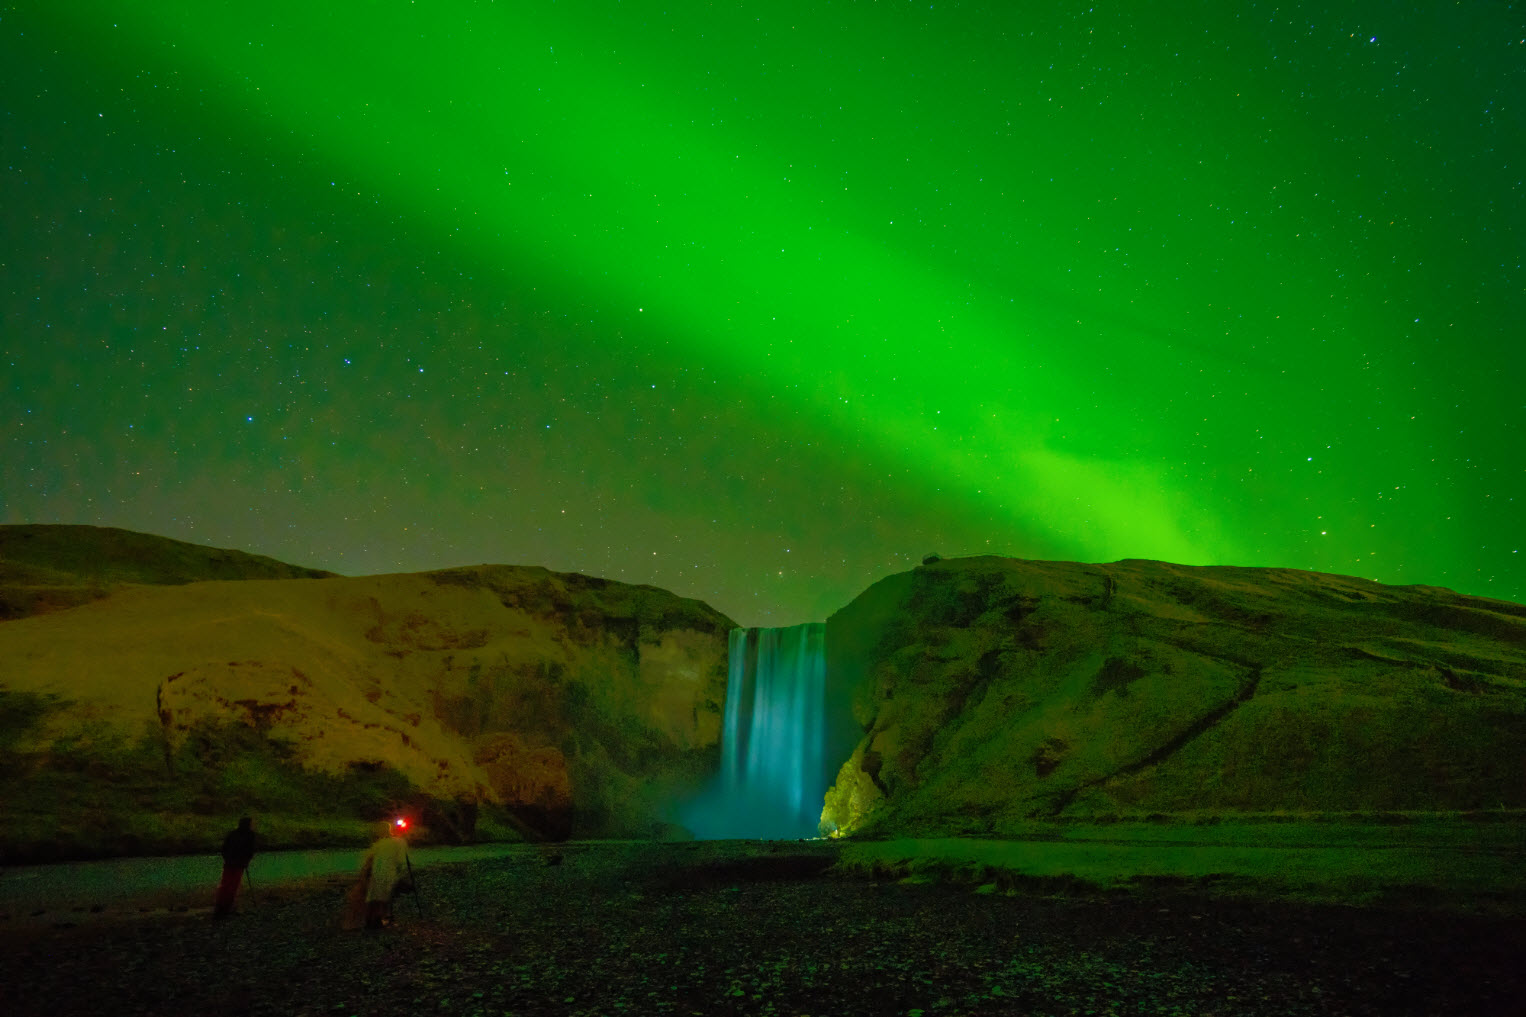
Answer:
4 842 1523 1017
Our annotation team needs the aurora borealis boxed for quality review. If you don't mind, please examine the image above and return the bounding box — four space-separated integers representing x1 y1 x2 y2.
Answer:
3 1 1521 625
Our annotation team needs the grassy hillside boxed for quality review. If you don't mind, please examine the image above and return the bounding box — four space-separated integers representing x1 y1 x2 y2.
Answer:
0 689 411 860
822 557 1526 837
0 524 335 619
0 546 734 860
833 814 1526 915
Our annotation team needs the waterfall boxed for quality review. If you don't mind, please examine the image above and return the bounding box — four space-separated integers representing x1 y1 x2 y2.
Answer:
695 622 828 839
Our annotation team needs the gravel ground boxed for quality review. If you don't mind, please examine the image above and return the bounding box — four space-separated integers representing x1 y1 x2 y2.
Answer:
4 841 1522 1017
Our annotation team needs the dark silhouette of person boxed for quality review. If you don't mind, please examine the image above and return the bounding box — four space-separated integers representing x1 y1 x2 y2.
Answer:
213 816 257 918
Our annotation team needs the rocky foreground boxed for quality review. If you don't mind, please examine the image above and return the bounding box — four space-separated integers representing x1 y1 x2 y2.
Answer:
5 843 1522 1017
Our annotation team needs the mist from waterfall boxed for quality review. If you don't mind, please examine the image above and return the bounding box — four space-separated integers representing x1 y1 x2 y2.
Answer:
682 622 828 839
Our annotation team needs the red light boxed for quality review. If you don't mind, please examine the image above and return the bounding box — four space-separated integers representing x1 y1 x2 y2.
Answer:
394 817 408 829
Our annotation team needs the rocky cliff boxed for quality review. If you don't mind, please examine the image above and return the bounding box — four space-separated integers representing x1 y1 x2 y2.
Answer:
0 529 733 858
821 557 1526 836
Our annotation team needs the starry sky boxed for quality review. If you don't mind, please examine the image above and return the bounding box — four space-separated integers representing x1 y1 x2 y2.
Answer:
3 1 1522 626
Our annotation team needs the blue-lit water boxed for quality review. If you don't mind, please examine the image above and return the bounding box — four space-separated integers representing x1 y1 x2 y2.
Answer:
684 623 828 839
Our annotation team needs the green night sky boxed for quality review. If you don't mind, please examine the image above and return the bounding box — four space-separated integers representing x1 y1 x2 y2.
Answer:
3 1 1522 625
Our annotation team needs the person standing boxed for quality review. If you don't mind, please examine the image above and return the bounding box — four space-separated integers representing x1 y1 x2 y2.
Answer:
344 818 412 930
213 816 257 918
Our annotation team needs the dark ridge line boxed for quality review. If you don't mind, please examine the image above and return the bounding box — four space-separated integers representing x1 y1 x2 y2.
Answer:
1340 644 1438 670
1148 635 1272 673
1046 662 1265 817
1339 643 1525 683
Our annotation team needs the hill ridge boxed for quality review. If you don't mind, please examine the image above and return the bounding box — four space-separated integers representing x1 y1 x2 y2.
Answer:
0 524 337 619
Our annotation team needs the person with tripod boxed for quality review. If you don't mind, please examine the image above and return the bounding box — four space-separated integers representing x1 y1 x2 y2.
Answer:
213 816 257 918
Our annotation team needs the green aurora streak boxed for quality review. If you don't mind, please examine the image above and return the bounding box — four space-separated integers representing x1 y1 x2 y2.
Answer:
3 1 1521 623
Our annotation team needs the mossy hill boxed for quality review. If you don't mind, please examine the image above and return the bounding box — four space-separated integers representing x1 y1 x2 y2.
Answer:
821 556 1526 837
0 529 734 861
0 524 336 620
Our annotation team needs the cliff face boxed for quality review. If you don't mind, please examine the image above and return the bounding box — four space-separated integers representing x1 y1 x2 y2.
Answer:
0 556 732 856
821 557 1526 836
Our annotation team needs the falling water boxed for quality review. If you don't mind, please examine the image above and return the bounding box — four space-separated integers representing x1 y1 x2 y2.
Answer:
689 622 827 839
